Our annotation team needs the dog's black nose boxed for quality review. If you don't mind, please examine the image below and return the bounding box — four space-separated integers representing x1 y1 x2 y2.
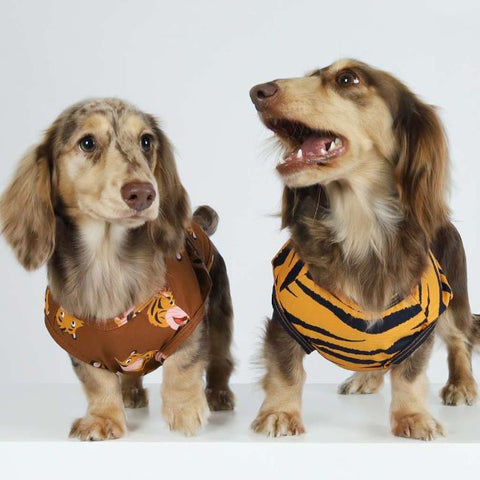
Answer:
249 82 279 109
121 182 156 211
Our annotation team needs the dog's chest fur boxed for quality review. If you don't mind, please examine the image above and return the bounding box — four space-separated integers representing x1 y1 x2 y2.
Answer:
48 217 165 320
289 184 428 314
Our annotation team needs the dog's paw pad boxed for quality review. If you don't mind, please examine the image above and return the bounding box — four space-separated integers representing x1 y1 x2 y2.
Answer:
391 412 444 441
69 414 125 441
251 411 305 437
205 387 235 411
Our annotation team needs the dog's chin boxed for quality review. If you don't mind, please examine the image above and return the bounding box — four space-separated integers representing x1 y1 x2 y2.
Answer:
277 159 346 188
118 217 151 229
279 168 329 188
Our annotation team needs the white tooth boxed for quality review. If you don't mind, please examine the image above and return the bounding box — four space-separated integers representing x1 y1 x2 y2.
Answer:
335 137 342 145
320 148 327 155
297 149 302 158
328 141 336 152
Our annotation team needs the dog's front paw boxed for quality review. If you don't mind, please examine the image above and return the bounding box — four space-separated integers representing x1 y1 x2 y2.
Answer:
122 386 149 408
206 387 235 411
162 395 210 436
391 411 444 441
69 414 125 441
251 411 305 437
441 380 478 406
338 372 384 395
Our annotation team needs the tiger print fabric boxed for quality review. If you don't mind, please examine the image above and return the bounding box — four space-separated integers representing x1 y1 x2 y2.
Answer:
44 223 214 375
272 243 452 371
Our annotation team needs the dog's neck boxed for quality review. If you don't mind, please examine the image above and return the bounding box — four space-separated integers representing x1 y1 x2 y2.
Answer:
48 216 165 320
289 169 428 313
324 174 402 262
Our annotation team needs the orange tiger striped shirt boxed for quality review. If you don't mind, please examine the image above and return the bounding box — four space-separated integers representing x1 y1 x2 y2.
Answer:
272 243 452 371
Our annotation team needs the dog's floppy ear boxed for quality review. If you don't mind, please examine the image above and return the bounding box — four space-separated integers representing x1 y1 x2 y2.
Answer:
0 141 56 270
147 121 190 255
394 91 449 240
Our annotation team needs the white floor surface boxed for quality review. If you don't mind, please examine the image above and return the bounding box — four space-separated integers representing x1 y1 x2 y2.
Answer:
1 383 480 479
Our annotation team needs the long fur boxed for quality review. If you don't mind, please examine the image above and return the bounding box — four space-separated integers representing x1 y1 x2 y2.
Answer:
0 144 55 270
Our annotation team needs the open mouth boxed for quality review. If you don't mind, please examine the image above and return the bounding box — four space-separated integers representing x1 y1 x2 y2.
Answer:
265 119 347 174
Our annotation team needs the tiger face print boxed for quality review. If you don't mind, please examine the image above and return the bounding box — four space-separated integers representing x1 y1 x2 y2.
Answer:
55 307 84 339
115 349 159 372
146 289 190 330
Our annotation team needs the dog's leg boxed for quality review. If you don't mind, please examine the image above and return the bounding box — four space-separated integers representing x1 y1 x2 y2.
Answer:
204 251 235 411
161 324 209 436
432 223 478 405
390 336 443 440
121 374 149 408
338 371 385 395
437 310 477 405
251 316 306 437
69 357 126 441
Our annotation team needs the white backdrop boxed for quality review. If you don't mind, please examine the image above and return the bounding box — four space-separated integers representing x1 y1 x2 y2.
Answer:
0 0 478 387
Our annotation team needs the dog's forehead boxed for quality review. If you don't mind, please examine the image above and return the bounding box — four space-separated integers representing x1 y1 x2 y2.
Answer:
306 59 369 78
59 100 150 142
122 114 152 135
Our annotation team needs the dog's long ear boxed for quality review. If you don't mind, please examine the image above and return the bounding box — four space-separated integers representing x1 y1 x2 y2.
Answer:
0 142 55 270
394 91 449 240
148 122 190 255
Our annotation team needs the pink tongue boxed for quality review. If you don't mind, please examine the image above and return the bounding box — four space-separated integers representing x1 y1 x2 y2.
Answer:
301 135 334 156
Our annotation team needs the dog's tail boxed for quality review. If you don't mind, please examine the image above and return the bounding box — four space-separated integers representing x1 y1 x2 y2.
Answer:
472 314 480 345
193 205 219 237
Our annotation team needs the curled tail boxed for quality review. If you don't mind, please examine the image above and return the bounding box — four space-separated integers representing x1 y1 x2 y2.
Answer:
473 314 480 345
193 205 219 237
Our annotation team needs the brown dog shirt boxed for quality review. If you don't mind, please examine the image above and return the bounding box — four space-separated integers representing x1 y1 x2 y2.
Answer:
44 223 214 375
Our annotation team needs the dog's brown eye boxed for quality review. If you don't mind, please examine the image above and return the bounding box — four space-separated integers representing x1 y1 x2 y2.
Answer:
79 135 96 153
336 70 360 87
140 134 153 152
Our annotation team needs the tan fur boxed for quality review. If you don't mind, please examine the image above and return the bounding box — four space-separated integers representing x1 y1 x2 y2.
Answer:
437 310 477 405
0 146 55 270
161 324 210 436
390 369 443 441
338 371 385 395
251 365 306 437
251 317 306 437
69 360 126 441
56 218 166 320
250 59 477 440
